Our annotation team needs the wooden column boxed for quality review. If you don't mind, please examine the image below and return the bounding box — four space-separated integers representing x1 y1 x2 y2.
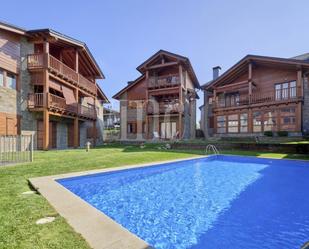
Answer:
43 41 49 54
73 89 79 148
73 50 80 148
42 41 50 150
145 70 149 139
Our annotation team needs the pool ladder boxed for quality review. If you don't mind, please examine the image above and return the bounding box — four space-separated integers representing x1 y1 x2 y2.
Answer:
205 144 220 156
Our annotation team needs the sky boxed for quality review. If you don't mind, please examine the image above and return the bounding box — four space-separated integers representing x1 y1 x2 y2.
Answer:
2 0 309 120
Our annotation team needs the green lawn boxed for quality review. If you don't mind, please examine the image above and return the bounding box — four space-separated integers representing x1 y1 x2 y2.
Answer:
0 144 308 249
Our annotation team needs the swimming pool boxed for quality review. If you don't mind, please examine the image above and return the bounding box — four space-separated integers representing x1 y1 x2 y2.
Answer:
57 155 309 249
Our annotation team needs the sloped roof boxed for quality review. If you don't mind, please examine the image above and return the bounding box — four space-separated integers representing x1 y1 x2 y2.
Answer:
113 50 200 100
291 53 309 61
97 85 109 103
136 49 200 88
0 21 104 79
0 21 27 35
203 54 309 90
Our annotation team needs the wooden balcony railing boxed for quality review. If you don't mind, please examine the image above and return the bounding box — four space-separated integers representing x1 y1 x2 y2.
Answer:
79 104 96 119
79 74 96 94
49 55 79 83
28 93 96 119
148 74 180 89
28 93 44 108
213 87 299 109
147 102 184 114
27 53 96 95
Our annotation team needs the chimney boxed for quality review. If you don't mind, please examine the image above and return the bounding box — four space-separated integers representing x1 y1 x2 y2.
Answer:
213 66 221 80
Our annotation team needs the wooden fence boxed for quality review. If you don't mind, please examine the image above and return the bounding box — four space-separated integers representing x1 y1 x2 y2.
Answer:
0 135 34 166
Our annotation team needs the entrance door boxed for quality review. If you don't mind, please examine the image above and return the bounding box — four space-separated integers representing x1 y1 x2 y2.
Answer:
160 122 177 139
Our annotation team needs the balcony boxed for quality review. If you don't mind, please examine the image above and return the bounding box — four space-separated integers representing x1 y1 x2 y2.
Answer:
28 93 96 120
213 87 300 109
147 102 184 114
148 74 180 89
27 53 96 95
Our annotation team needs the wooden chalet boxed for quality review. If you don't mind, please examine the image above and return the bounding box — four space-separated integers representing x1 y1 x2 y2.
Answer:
202 54 309 137
113 50 200 140
0 22 109 150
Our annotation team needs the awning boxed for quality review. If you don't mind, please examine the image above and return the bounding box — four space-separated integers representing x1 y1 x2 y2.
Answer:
62 85 76 104
49 79 62 92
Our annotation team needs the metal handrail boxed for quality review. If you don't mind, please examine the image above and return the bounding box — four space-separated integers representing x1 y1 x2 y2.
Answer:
205 144 220 156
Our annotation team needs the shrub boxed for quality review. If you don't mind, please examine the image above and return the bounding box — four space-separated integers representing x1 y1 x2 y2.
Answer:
264 131 273 137
277 131 288 137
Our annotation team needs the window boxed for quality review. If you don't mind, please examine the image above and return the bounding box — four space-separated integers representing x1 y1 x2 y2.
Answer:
240 113 248 132
280 107 296 131
127 122 136 133
253 111 262 132
225 93 240 107
0 70 3 87
263 110 276 131
7 73 16 89
290 81 296 98
275 81 296 100
208 97 213 105
228 114 238 133
217 116 226 133
282 83 289 99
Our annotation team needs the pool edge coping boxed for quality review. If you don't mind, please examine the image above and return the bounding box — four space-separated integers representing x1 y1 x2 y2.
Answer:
29 155 206 249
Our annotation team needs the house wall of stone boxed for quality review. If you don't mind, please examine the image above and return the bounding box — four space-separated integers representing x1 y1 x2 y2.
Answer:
56 122 68 149
203 90 214 138
19 38 37 144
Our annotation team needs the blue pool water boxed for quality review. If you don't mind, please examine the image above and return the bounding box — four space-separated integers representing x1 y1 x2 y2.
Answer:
57 156 309 249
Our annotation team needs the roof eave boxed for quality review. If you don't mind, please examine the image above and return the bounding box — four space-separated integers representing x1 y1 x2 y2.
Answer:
27 29 105 79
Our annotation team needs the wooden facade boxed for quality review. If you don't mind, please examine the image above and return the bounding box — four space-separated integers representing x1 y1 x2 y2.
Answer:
0 22 109 150
113 50 199 140
202 55 309 136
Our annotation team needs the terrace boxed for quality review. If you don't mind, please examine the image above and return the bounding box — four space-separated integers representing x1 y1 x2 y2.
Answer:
28 92 96 120
27 53 97 95
213 87 301 109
